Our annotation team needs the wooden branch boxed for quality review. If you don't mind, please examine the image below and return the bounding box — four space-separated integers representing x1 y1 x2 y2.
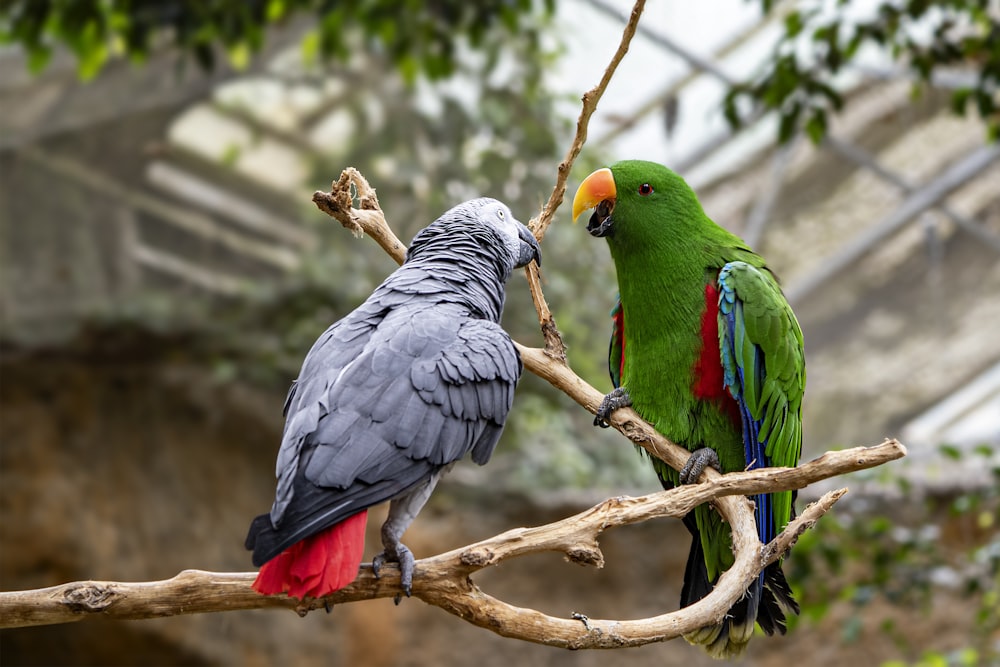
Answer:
516 0 646 359
312 167 406 264
0 441 901 632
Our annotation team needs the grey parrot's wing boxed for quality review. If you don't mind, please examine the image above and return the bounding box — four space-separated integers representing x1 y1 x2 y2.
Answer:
269 297 387 521
248 302 521 565
402 314 522 466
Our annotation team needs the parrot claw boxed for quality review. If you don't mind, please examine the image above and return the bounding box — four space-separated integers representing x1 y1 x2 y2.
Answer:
594 387 632 428
372 543 415 599
680 447 721 484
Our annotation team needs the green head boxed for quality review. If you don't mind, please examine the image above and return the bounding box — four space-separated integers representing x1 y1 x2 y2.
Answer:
573 160 710 246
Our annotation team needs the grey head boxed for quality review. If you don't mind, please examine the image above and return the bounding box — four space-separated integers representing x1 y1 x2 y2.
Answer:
406 197 541 274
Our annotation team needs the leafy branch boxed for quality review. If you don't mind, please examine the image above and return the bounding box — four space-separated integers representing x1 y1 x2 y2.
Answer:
726 0 999 142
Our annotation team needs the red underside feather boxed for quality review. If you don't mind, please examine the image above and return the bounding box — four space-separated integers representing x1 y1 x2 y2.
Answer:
693 283 741 426
613 305 625 382
252 509 368 599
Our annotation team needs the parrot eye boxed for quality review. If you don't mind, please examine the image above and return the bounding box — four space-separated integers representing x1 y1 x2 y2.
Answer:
496 209 506 220
638 183 653 196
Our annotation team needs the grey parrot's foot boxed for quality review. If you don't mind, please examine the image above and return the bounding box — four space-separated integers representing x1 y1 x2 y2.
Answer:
594 387 632 428
372 543 415 601
679 447 721 484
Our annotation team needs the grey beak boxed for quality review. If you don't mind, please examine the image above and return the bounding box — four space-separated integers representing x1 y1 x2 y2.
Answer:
516 223 542 268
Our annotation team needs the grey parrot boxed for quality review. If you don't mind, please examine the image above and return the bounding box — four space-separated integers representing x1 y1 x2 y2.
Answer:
246 197 541 600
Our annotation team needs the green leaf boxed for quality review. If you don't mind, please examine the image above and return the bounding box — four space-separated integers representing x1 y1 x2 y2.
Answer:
938 443 962 460
784 11 803 39
266 0 286 22
805 108 827 144
975 89 996 119
778 102 801 144
300 29 319 65
227 41 251 70
973 444 995 458
951 87 973 114
26 44 52 73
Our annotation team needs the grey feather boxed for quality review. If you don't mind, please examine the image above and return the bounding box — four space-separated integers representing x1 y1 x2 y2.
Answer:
246 198 539 565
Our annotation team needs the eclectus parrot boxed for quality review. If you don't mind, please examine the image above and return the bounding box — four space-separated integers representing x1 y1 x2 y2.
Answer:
573 160 804 658
246 198 541 600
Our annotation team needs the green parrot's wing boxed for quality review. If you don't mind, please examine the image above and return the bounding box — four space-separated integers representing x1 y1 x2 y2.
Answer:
718 261 805 538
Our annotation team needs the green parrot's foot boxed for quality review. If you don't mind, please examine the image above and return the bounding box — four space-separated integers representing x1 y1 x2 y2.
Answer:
679 447 721 484
372 544 415 602
594 387 632 428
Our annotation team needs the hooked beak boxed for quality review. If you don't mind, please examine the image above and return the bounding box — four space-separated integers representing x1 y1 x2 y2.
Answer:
515 223 542 268
572 168 617 238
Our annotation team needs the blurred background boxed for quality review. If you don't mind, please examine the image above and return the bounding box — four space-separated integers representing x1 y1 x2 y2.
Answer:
1 1 997 665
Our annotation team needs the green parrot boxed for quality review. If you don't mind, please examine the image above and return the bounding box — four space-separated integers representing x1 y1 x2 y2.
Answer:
573 160 804 658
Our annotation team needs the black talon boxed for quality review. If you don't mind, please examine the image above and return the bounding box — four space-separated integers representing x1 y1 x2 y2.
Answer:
396 544 414 598
372 544 414 599
594 387 632 428
679 447 721 484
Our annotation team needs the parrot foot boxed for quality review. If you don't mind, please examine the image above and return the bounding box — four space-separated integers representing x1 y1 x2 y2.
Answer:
372 543 415 601
594 387 632 428
680 447 721 484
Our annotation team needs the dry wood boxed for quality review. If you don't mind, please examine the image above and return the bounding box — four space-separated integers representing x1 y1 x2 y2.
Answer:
1 442 899 633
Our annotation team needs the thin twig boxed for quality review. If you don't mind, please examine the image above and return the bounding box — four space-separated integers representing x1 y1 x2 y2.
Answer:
516 0 646 359
530 0 647 242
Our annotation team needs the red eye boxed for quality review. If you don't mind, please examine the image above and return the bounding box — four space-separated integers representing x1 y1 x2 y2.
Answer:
638 183 653 196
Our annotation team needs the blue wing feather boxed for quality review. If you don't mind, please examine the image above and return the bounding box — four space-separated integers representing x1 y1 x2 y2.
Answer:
718 263 802 554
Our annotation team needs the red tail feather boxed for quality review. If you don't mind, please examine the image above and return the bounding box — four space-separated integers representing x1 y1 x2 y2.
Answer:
252 510 368 599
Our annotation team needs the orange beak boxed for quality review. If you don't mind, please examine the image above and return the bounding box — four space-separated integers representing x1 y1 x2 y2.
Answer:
572 167 617 223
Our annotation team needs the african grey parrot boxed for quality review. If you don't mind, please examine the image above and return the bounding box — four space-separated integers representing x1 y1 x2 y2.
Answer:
246 197 541 600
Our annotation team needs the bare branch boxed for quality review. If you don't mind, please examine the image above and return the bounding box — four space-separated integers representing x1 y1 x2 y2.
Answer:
762 488 850 568
312 167 406 264
0 441 901 634
516 0 647 360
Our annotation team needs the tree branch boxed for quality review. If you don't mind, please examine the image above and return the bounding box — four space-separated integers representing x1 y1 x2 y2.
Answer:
530 0 646 243
312 167 406 264
0 441 900 632
519 0 646 359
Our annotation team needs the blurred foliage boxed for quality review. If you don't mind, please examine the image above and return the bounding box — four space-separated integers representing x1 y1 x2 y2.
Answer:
0 0 643 492
787 444 1000 665
158 13 635 491
726 0 1000 143
0 0 555 82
